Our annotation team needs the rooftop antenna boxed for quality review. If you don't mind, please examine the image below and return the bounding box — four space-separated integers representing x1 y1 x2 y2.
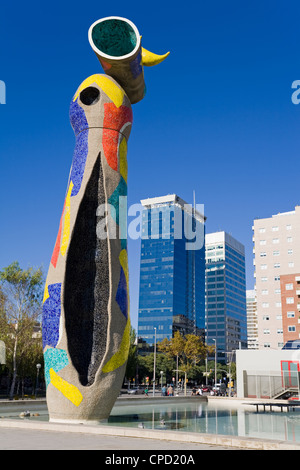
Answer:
192 190 196 335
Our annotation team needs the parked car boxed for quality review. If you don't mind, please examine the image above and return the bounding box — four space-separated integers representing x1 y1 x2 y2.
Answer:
213 383 226 395
201 385 212 393
127 387 143 395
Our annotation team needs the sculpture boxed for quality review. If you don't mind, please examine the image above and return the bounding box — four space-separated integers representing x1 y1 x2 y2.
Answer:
42 16 169 423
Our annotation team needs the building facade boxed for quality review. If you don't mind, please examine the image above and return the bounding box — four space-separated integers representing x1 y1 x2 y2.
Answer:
253 206 300 350
280 273 300 345
246 289 258 349
137 194 206 347
205 231 247 362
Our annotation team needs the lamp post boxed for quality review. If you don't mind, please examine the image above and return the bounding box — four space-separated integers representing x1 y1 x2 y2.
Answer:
153 327 157 396
213 338 217 387
173 369 187 396
160 371 164 390
35 363 41 399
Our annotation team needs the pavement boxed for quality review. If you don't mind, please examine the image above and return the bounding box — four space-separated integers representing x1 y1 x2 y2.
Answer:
0 426 233 450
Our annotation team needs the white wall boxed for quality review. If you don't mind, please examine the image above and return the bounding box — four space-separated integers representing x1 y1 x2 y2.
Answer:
236 349 300 397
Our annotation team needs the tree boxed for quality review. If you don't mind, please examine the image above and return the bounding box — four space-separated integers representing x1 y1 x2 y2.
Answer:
157 331 215 384
0 262 44 399
158 331 185 361
137 352 176 385
125 326 138 381
184 334 207 365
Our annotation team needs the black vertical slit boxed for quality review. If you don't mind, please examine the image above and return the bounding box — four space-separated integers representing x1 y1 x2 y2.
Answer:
64 154 109 386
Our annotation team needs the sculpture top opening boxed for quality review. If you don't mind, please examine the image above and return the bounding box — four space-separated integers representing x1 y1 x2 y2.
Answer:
88 16 169 104
89 17 141 59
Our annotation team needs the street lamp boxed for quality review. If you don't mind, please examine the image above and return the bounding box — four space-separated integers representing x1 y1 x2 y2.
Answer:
35 363 41 399
213 339 217 387
173 369 187 396
153 327 157 396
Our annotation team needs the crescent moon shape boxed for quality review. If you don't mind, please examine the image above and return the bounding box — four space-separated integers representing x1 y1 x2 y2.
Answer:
141 47 170 66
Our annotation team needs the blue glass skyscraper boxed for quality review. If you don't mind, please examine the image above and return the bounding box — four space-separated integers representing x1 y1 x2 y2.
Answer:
205 231 247 362
137 195 206 347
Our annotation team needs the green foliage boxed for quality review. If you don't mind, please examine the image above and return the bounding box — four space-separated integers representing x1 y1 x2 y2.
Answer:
137 353 176 384
125 326 138 379
0 262 44 398
136 332 219 384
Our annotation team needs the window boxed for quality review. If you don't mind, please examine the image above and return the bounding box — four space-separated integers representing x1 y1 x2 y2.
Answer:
273 251 280 256
288 326 296 332
277 329 283 334
276 315 282 320
275 288 281 294
288 249 293 255
262 302 269 308
274 263 280 268
260 240 266 245
261 264 267 270
263 315 270 320
273 238 279 244
286 283 293 290
287 237 293 243
289 262 294 268
272 226 279 231
263 329 270 334
275 302 281 307
259 228 266 233
287 312 295 318
261 277 268 282
260 252 267 257
264 343 271 348
274 276 280 281
262 289 268 295
287 297 295 304
286 225 292 230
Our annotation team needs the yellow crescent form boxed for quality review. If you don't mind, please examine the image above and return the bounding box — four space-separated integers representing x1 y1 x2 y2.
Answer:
141 47 170 66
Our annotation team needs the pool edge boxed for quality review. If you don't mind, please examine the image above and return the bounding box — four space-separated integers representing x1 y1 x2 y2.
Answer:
0 418 299 450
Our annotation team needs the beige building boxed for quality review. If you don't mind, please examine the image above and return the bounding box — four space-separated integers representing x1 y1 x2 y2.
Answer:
253 206 300 350
246 290 258 349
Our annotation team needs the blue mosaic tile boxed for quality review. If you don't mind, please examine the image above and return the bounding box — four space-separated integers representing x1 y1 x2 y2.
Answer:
130 50 142 79
42 283 62 349
70 129 89 197
69 99 89 197
69 98 88 136
115 267 128 319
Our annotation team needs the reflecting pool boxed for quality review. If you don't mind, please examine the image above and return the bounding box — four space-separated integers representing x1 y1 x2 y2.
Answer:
106 400 300 443
2 399 300 444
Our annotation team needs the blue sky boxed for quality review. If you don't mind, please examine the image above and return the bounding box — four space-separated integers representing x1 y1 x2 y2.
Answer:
1 0 300 329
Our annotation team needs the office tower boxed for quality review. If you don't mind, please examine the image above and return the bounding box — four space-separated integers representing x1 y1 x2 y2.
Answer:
280 273 300 345
137 194 206 347
246 290 258 349
205 231 247 362
253 206 300 350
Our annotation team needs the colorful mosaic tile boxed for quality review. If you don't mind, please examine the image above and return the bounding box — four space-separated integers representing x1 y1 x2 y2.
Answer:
44 347 69 387
42 283 62 349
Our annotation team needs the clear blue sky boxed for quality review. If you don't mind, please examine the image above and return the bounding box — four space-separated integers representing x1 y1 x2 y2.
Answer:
1 0 300 329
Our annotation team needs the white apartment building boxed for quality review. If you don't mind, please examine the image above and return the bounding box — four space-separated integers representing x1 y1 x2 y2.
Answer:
253 206 300 350
246 290 258 349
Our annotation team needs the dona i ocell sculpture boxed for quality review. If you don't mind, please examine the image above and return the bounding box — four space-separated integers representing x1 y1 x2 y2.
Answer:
42 16 169 423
